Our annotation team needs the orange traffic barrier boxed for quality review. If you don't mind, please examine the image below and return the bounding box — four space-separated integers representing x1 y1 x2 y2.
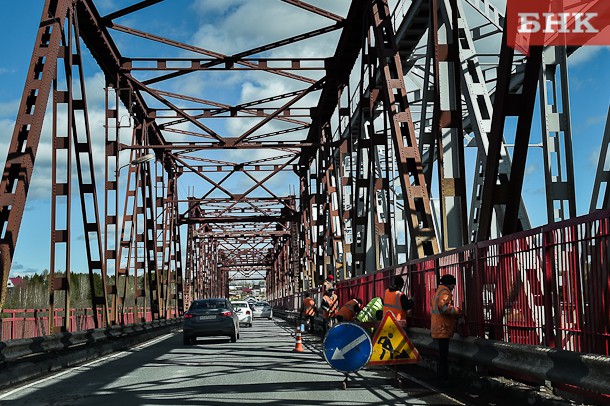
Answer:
293 325 304 352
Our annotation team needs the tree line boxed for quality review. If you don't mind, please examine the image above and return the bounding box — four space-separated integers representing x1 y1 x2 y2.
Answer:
4 271 145 310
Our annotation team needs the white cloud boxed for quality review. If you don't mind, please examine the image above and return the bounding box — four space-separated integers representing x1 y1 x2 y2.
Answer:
0 99 19 118
525 164 538 176
589 147 601 168
191 0 244 14
586 114 607 127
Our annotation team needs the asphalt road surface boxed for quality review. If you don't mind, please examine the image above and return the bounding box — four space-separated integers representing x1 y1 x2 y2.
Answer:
0 318 544 405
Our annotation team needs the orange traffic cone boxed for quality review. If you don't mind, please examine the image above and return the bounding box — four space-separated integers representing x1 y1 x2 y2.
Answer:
293 325 304 352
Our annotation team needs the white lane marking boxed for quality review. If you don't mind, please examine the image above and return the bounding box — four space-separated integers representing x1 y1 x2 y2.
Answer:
0 333 175 399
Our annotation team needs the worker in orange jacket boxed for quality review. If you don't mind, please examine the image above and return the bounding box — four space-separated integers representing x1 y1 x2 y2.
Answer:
382 276 413 322
430 274 462 386
321 286 339 332
300 291 317 332
335 298 362 322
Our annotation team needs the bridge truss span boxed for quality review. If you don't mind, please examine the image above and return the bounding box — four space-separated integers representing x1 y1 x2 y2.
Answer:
0 0 608 339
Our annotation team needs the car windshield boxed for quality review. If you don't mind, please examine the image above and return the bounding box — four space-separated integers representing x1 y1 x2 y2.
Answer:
232 302 249 308
189 299 228 310
254 302 269 307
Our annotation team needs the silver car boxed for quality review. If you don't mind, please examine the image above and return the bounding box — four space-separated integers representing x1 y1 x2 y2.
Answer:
183 298 240 345
251 301 273 319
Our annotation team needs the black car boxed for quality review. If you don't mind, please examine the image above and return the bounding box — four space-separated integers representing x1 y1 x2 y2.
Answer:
183 298 240 345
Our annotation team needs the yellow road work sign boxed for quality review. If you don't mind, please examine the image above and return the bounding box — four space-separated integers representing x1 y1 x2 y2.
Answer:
368 311 420 365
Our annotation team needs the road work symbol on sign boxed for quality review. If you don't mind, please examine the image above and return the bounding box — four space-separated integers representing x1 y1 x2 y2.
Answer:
368 311 420 365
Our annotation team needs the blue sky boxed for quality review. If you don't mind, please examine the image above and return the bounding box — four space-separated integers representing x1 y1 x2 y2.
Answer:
1 1 609 277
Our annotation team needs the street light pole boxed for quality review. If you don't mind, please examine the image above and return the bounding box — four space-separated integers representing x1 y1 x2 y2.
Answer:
116 153 156 177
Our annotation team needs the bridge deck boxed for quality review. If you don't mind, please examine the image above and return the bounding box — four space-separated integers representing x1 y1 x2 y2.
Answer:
0 318 569 406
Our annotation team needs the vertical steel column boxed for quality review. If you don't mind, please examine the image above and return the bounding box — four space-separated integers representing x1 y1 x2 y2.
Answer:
539 46 576 222
160 170 172 317
321 120 348 280
477 26 543 240
352 38 374 274
184 219 195 307
288 196 300 292
591 108 610 211
138 142 161 319
306 174 315 291
105 81 121 325
173 201 184 315
299 169 313 290
351 97 373 275
50 10 109 331
367 49 394 270
116 128 140 323
453 0 530 243
202 239 210 298
419 2 437 189
370 0 439 257
49 21 74 333
71 11 109 328
315 140 327 285
155 163 167 317
319 124 332 281
0 0 70 311
431 0 468 250
326 135 348 280
338 101 354 279
196 234 205 299
371 107 393 270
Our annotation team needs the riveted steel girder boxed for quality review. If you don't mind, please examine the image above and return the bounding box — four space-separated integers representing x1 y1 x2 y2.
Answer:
2 0 602 318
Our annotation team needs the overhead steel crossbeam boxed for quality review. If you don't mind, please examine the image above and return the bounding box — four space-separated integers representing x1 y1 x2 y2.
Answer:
89 0 337 289
1 0 600 317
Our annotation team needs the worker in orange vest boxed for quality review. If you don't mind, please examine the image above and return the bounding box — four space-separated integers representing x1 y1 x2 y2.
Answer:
300 291 317 332
430 274 462 386
335 298 362 322
382 276 413 321
321 286 339 332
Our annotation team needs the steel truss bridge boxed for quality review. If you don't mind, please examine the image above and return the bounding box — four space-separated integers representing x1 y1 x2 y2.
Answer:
0 0 608 355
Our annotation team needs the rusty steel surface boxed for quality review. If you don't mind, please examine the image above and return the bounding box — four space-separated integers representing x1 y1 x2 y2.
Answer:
0 0 608 341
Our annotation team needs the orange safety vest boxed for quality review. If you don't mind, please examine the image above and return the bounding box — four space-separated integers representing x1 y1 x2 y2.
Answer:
322 294 339 319
336 299 359 321
430 285 461 339
302 297 317 317
382 289 408 321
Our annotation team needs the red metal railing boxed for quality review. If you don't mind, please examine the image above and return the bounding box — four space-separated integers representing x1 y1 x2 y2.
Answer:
5 210 609 355
275 209 610 356
0 308 174 341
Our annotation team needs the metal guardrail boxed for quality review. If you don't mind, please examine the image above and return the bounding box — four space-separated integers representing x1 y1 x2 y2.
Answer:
406 327 610 396
0 318 182 389
273 309 610 397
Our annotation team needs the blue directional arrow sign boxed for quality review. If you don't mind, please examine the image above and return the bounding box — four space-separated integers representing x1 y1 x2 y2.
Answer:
323 323 372 373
